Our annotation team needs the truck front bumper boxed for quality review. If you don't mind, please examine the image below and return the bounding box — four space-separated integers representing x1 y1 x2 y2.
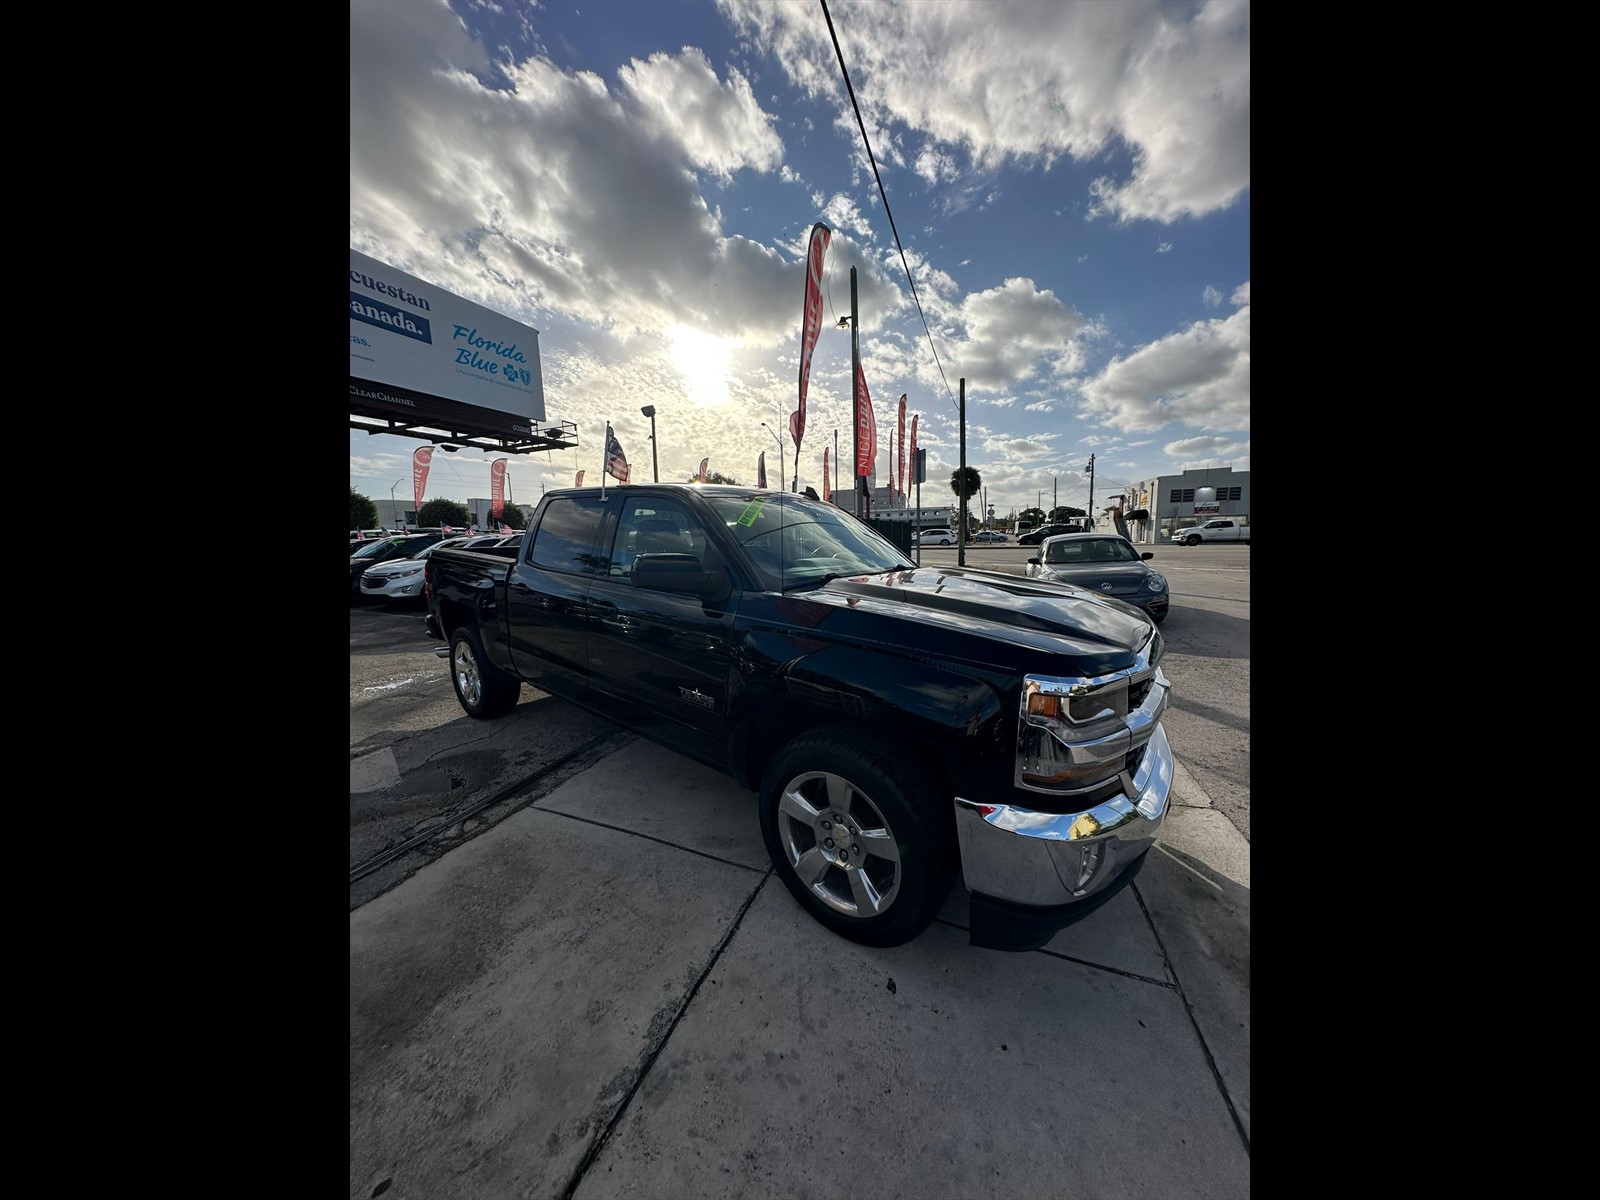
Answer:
953 720 1174 952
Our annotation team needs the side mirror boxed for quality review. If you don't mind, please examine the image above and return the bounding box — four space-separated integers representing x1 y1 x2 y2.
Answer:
1141 552 1153 560
1027 557 1040 566
631 553 731 603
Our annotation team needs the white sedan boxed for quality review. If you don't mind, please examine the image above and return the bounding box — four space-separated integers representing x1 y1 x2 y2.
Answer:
358 536 480 602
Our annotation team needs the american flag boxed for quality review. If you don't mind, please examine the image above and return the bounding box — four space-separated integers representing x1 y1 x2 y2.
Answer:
605 423 631 483
499 522 512 535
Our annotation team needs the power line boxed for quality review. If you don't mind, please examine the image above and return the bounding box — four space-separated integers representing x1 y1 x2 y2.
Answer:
819 0 957 415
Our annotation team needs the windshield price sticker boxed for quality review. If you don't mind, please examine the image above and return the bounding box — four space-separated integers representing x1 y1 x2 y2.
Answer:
737 499 767 527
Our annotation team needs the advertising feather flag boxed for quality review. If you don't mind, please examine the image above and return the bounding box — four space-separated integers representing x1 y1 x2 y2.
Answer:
575 470 585 487
792 222 832 466
823 447 831 502
698 457 709 483
412 446 433 516
854 361 877 478
490 458 508 518
897 395 906 497
757 452 767 489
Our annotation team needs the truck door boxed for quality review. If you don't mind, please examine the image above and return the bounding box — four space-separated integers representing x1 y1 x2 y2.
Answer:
506 494 607 694
584 493 740 765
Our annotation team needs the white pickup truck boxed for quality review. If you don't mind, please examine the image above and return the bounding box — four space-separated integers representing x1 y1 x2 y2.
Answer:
1172 518 1249 545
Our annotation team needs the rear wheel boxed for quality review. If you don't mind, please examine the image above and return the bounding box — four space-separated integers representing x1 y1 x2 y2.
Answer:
448 624 521 718
759 728 956 947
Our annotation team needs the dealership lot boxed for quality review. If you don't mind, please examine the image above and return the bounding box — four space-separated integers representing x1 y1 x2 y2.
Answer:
350 551 1249 1198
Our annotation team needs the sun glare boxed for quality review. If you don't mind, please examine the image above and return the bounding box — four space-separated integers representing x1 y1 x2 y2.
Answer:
667 325 732 408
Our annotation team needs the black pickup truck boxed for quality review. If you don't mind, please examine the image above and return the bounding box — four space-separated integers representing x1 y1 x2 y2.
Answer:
425 485 1172 952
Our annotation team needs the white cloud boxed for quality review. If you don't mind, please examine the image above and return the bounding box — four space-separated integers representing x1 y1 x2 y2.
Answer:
1156 242 1173 254
914 143 960 183
1077 290 1250 433
617 47 784 180
1231 281 1250 306
1024 401 1055 412
1203 285 1222 307
978 396 1016 408
720 0 1249 223
951 277 1088 389
959 258 971 266
822 191 873 239
780 163 803 184
1162 435 1249 460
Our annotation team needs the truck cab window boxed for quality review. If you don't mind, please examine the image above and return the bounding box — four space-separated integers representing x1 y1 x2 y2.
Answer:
607 498 709 580
528 496 606 574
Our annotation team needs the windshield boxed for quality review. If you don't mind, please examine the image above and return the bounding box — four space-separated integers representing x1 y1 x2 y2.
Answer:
706 493 913 590
351 539 396 559
1045 537 1140 565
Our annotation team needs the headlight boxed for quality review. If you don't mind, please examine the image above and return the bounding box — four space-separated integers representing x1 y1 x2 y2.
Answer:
1017 676 1132 792
1145 572 1166 591
394 566 424 577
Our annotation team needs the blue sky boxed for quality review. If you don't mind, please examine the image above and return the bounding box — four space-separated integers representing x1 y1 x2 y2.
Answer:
350 0 1249 518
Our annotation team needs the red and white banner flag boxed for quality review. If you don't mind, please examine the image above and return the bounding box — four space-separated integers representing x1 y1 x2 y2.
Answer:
412 446 433 516
698 457 709 483
792 222 832 456
823 447 831 502
896 395 906 496
909 413 919 484
854 360 877 478
575 470 585 487
490 458 507 518
757 452 767 489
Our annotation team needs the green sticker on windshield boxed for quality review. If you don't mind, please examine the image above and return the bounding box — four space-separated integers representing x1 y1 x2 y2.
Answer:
736 498 767 527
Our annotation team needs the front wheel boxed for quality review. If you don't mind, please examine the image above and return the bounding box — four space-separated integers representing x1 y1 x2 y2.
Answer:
448 624 521 718
759 728 956 947
1185 535 1202 546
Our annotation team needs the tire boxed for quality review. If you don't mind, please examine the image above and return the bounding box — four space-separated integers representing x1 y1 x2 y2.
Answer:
1185 535 1202 546
448 624 521 719
759 727 957 947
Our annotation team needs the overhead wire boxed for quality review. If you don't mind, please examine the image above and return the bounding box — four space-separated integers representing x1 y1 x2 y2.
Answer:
819 0 957 415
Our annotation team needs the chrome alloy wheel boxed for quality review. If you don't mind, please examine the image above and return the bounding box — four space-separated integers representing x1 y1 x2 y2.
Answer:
453 640 482 708
776 771 901 918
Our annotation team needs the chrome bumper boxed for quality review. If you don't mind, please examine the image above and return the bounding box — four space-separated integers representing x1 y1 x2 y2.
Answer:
954 719 1173 910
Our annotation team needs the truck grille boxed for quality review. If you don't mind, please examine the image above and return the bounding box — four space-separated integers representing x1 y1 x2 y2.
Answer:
361 575 385 589
1128 677 1152 710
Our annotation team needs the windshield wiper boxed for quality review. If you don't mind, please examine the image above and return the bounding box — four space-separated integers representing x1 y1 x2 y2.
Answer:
781 571 851 592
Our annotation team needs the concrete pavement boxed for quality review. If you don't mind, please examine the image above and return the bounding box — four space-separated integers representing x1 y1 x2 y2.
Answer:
351 738 1250 1198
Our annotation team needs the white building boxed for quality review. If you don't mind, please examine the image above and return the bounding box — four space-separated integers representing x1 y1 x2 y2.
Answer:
1121 467 1250 544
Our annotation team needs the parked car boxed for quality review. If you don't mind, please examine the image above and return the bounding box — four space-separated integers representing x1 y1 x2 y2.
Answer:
349 534 443 600
974 530 1008 543
359 537 470 603
1172 518 1248 545
1025 533 1168 625
1017 522 1083 545
425 485 1172 953
913 528 956 546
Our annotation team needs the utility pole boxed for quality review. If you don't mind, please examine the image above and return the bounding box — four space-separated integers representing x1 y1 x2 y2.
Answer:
1053 476 1057 522
1087 454 1096 528
958 377 967 567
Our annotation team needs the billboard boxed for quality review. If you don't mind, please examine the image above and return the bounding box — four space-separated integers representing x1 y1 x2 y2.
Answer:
1193 485 1220 516
349 249 545 426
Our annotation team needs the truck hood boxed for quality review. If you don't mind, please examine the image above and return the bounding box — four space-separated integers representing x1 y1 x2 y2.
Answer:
801 565 1155 676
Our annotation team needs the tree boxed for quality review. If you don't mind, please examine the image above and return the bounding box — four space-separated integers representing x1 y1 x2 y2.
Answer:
1018 507 1046 528
350 488 378 531
417 498 472 528
686 470 743 485
949 467 982 534
1049 506 1086 522
494 505 527 531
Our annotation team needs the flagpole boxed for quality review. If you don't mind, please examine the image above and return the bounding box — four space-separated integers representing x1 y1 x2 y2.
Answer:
601 422 607 501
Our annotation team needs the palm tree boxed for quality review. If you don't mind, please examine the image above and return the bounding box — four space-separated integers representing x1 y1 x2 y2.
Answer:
949 467 982 534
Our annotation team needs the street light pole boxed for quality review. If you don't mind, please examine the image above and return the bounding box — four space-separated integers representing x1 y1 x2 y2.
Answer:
762 422 784 494
640 406 659 482
849 267 861 518
390 479 404 530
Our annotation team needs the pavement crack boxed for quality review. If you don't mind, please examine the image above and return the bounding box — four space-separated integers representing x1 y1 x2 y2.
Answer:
1131 881 1250 1156
529 808 767 876
560 871 773 1200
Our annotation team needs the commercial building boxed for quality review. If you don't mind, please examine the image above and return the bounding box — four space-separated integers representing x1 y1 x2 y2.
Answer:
1118 467 1250 544
371 498 536 531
